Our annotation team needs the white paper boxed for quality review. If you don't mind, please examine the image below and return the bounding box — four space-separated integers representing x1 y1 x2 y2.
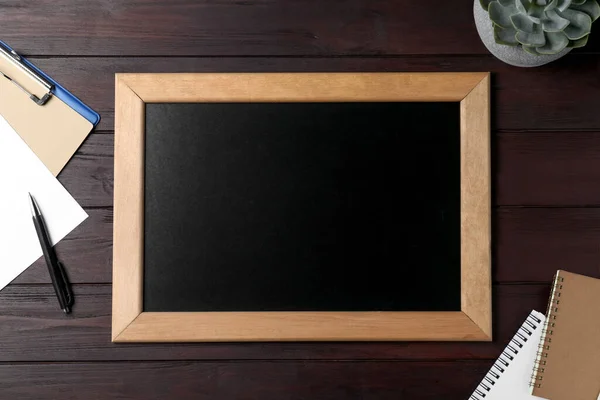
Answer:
469 310 548 400
0 114 87 289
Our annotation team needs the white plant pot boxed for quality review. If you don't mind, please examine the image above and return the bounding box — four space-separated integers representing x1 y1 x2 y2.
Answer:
473 0 571 67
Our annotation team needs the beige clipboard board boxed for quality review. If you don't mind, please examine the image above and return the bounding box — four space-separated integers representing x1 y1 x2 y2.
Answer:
0 53 93 177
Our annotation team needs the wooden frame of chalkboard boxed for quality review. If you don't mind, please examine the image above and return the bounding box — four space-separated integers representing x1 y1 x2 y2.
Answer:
112 72 491 343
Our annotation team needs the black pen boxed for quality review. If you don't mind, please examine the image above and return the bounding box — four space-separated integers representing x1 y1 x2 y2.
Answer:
29 193 74 314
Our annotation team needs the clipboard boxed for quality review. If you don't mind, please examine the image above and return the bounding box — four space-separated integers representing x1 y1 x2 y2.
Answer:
0 41 100 176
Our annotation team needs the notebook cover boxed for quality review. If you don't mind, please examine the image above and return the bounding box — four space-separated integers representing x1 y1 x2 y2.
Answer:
531 270 600 400
0 56 93 176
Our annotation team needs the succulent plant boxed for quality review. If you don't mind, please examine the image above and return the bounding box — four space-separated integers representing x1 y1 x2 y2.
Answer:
480 0 600 55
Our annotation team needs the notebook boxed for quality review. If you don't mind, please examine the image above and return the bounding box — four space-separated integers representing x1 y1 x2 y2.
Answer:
470 310 546 400
530 270 600 400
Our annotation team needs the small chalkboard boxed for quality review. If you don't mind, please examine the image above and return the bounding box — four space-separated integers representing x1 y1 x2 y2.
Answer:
112 73 491 342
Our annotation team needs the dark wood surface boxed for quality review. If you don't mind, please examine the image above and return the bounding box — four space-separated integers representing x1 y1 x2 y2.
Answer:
1 1 600 399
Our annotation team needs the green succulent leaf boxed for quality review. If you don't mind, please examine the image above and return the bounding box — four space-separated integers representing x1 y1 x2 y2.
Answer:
536 31 570 53
558 8 593 39
516 0 531 14
523 45 541 54
490 1 519 28
516 23 546 45
480 0 494 10
488 0 596 52
557 0 573 11
545 0 559 11
569 34 590 46
543 9 571 31
494 24 520 45
512 13 536 32
570 0 600 21
528 3 545 22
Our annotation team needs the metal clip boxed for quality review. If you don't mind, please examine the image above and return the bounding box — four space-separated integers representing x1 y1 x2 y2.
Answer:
0 42 54 106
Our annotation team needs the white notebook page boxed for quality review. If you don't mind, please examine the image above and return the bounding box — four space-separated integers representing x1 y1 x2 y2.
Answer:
470 310 547 400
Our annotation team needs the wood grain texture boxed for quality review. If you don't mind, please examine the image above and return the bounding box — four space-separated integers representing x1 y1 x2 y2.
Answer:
24 56 600 132
115 72 489 342
51 131 600 210
495 208 600 282
0 284 550 362
112 77 145 340
11 206 600 285
57 134 113 208
496 131 600 206
3 0 599 395
0 360 490 400
117 312 488 342
460 75 492 339
13 208 113 285
121 72 486 102
0 0 487 57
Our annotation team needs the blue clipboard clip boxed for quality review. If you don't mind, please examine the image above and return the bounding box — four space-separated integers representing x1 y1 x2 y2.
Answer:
0 41 100 127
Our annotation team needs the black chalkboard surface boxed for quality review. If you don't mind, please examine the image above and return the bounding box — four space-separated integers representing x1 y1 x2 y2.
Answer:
143 102 461 313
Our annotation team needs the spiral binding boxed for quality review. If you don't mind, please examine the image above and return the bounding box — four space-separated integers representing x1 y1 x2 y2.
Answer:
470 312 543 400
529 272 565 389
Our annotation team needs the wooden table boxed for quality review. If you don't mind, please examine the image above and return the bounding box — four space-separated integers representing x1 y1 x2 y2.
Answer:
1 1 599 399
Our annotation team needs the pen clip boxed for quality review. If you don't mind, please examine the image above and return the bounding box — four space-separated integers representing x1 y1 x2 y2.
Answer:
57 261 74 308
